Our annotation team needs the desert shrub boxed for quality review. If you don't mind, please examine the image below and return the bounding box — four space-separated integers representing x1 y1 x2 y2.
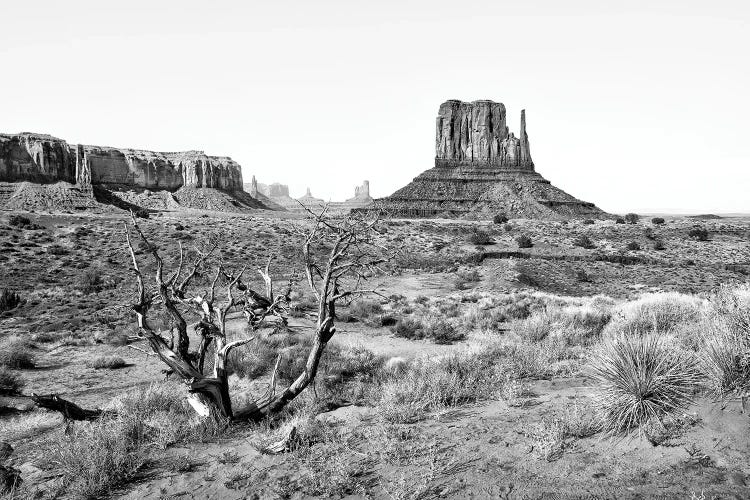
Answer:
422 316 464 344
605 293 705 336
516 235 533 249
615 217 625 224
653 239 665 251
560 400 602 438
134 209 150 219
575 269 591 282
377 353 496 423
47 244 69 255
89 356 126 370
51 383 207 499
0 289 22 313
651 217 665 225
348 299 383 320
0 338 35 369
454 268 481 290
515 306 611 345
392 317 424 340
573 235 596 249
527 417 569 461
515 311 554 342
625 241 641 251
467 229 493 245
582 219 595 225
493 214 509 224
700 285 750 398
0 366 24 395
77 269 103 294
643 227 655 240
8 215 33 228
589 335 701 433
688 227 709 241
624 213 640 224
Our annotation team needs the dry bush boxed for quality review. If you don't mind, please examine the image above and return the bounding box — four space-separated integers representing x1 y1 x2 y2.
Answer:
392 317 425 340
589 335 701 434
48 383 217 499
467 229 493 245
0 290 22 313
604 292 706 337
454 268 481 290
514 305 611 345
0 366 24 395
625 241 641 251
0 338 35 369
377 353 497 423
573 234 596 249
420 316 464 344
516 234 533 248
348 299 383 321
88 356 126 370
700 285 750 399
527 417 569 461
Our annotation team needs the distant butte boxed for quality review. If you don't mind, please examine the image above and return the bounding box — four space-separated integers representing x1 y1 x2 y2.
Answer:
371 100 606 219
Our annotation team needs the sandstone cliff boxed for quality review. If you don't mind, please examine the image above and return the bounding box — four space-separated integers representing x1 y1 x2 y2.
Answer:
372 100 606 219
0 132 244 191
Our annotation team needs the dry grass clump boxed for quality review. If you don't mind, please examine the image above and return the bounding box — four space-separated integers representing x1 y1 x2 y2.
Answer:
700 285 750 399
49 383 217 499
0 337 35 369
514 304 612 345
377 353 496 423
0 366 24 395
460 292 548 332
589 335 701 434
0 289 23 313
88 355 126 370
604 292 706 337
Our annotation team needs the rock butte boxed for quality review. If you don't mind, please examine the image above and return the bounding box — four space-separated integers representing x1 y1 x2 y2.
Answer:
370 100 606 219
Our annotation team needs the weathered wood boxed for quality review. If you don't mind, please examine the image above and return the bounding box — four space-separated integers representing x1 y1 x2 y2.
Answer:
30 394 108 421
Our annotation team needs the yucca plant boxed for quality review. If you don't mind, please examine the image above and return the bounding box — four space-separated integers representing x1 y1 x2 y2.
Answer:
589 334 701 433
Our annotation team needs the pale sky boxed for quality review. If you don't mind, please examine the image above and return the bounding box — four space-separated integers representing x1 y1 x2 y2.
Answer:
1 1 748 213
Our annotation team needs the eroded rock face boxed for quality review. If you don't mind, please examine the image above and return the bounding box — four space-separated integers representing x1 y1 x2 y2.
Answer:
0 133 243 191
0 133 75 184
435 100 533 169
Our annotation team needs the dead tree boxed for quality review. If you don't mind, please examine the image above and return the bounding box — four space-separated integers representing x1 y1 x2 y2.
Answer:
33 208 386 423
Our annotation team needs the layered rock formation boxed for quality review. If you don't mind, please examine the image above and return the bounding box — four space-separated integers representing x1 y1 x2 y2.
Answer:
0 132 244 191
246 177 375 213
0 132 264 211
340 180 374 211
372 100 606 219
296 187 326 211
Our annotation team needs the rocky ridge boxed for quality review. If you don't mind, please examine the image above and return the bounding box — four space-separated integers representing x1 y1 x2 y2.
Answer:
0 132 263 212
371 100 606 219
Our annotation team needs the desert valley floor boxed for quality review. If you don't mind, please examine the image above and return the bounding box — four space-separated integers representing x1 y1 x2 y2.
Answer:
1 208 749 499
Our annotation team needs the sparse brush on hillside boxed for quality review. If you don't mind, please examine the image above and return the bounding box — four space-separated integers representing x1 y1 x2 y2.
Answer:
0 366 25 395
516 235 533 248
624 213 640 224
0 337 35 369
573 234 596 249
468 228 493 245
589 335 701 433
688 227 710 241
514 304 611 345
604 292 706 337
